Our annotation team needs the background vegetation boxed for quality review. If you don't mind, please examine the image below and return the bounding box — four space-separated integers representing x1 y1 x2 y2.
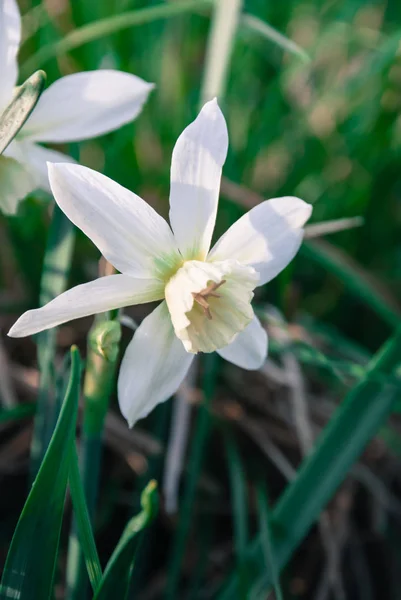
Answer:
1 0 401 598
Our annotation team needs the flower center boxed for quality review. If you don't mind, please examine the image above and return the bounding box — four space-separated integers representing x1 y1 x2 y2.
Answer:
192 280 226 320
164 259 259 354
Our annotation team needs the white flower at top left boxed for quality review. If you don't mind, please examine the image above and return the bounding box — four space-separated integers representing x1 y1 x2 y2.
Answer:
0 0 154 214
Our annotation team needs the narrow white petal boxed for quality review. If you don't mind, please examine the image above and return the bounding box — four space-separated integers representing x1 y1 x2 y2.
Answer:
20 70 154 143
169 98 228 261
0 154 36 215
217 315 268 369
118 302 194 428
209 196 312 285
0 0 20 112
8 275 164 338
48 162 182 279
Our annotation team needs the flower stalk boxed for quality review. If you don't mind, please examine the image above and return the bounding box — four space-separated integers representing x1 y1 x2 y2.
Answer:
200 0 243 104
67 316 121 600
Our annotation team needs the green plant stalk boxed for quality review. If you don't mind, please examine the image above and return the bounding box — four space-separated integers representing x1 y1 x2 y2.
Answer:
218 327 401 598
30 206 76 478
200 0 243 104
165 353 218 599
66 318 121 600
165 3 243 594
224 431 250 598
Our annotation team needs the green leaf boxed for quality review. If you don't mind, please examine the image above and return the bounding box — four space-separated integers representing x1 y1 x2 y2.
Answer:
68 445 103 594
0 403 36 424
21 0 214 77
93 480 159 600
302 239 401 329
0 347 81 600
219 328 401 598
241 13 310 62
0 71 46 154
224 432 250 597
255 482 283 600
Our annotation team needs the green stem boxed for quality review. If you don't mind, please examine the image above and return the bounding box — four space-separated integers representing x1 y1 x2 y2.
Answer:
165 353 218 599
200 0 243 105
30 205 76 478
66 318 121 600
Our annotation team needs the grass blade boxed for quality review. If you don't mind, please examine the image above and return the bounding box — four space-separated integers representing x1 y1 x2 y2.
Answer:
0 403 36 424
93 480 158 600
301 239 401 329
241 13 310 62
219 327 401 598
224 432 250 598
21 0 214 76
166 354 218 599
0 347 81 600
0 71 46 154
255 481 283 600
68 445 103 594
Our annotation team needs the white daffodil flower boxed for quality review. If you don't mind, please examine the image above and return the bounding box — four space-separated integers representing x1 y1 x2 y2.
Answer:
0 0 153 214
9 99 312 427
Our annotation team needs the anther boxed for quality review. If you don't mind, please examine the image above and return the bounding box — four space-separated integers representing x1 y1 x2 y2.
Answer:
192 280 226 320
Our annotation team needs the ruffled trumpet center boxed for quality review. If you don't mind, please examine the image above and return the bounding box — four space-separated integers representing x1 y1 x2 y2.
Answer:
165 259 259 353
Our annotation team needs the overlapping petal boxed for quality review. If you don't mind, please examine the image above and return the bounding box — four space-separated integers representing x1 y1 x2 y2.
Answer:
4 140 73 193
0 154 36 215
0 0 20 112
208 196 312 285
217 315 268 369
169 98 228 261
8 274 164 338
48 163 182 279
19 70 154 143
118 302 194 427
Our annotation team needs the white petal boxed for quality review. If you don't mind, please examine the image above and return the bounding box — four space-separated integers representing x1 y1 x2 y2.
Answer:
48 162 182 279
217 315 268 369
5 140 74 192
8 274 164 338
0 154 36 215
169 98 228 261
118 302 194 428
0 0 20 112
20 70 154 143
208 196 312 285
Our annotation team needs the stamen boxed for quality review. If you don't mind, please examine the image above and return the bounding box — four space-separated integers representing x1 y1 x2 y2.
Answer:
192 280 226 320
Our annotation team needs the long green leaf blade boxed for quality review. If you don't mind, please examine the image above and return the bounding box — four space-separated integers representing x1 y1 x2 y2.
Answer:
241 13 310 62
219 328 401 598
93 480 158 600
0 347 81 600
0 71 46 154
68 445 103 594
255 482 283 600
